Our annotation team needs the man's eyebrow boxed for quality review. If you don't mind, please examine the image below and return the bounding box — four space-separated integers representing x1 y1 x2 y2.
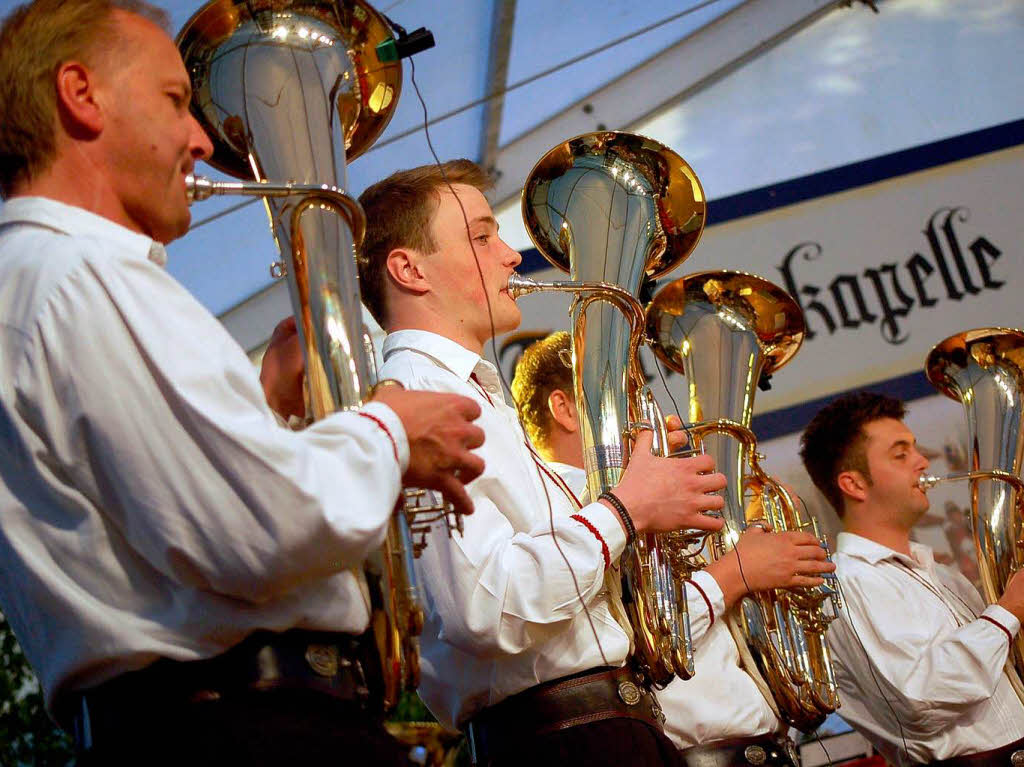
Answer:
167 79 192 99
888 438 913 450
469 215 498 229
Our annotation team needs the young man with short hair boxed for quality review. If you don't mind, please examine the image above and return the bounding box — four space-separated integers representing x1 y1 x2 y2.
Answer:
801 392 1024 766
359 161 731 767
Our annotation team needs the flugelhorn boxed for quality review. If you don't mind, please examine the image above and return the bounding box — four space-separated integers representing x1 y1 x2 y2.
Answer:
178 0 458 710
647 270 842 730
516 131 707 686
921 327 1024 703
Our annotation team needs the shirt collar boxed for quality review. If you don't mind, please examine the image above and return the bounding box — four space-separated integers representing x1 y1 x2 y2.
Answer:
382 329 483 382
0 196 167 267
837 531 936 568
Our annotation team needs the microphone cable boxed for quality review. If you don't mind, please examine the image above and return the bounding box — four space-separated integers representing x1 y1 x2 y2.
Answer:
403 47 612 668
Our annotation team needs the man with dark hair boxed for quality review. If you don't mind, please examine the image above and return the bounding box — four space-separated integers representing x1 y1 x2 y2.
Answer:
358 162 730 767
800 392 1024 766
0 2 485 763
512 332 835 767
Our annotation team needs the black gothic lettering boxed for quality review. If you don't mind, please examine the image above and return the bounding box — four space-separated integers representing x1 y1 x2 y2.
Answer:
777 243 835 340
905 253 939 308
968 236 1006 290
924 209 964 301
829 274 877 329
940 208 980 296
863 263 915 344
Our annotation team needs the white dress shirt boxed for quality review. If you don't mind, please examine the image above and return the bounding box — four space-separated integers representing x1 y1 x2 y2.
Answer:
828 531 1024 765
549 462 782 748
379 329 630 729
0 197 409 713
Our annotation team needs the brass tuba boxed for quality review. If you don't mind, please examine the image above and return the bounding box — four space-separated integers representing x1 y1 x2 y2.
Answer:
920 328 1024 703
177 0 456 710
512 131 706 686
646 270 842 730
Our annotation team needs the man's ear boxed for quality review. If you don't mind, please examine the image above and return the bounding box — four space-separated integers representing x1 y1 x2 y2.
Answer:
55 62 104 137
547 389 578 433
836 470 868 504
385 248 429 295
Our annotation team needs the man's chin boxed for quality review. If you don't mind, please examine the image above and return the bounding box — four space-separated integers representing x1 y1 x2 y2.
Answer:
497 304 522 335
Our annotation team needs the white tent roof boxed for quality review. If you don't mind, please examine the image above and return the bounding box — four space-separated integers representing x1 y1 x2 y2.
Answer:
1 0 1021 353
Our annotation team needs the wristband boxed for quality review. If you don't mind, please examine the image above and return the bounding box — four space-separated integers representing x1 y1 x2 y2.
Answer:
599 490 636 545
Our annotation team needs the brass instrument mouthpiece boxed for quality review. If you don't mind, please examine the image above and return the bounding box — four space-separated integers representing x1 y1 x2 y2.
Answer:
918 474 941 491
185 173 215 204
507 273 540 300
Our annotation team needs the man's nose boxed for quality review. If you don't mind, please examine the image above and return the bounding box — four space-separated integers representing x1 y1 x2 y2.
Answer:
916 451 930 472
191 117 214 162
504 240 522 268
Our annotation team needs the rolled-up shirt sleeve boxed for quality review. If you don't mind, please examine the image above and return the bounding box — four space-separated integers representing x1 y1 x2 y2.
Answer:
18 252 404 604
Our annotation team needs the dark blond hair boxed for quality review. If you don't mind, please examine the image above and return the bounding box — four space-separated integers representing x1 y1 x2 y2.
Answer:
0 0 169 198
357 160 492 326
511 331 574 453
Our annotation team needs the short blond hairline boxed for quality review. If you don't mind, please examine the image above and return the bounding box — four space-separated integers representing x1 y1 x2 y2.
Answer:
511 331 574 453
0 0 170 198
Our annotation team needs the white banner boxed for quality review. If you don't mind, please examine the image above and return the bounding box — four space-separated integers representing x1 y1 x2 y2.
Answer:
493 143 1024 418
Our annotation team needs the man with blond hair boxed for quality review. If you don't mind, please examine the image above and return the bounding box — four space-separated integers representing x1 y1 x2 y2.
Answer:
357 160 731 767
512 332 836 767
0 2 486 763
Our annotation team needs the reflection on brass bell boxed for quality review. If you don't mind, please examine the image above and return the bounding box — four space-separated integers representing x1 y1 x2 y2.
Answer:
744 745 767 765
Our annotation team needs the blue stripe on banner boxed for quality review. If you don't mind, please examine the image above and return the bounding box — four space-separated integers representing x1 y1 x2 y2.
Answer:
519 118 1024 274
751 369 940 443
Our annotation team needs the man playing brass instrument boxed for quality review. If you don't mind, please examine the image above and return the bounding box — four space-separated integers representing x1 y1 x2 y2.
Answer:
801 392 1024 766
512 331 836 767
0 2 487 763
356 161 729 767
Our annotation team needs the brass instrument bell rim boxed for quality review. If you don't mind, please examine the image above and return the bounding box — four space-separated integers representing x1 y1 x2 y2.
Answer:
177 0 402 180
645 269 806 376
924 326 1024 402
520 130 706 279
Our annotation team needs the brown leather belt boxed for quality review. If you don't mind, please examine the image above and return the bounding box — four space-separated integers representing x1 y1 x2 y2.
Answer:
922 735 1024 767
465 666 665 765
61 629 382 750
678 735 796 767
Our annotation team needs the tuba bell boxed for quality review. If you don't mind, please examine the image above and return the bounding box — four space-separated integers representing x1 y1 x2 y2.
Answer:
646 270 842 730
512 130 707 686
920 327 1024 703
177 0 457 710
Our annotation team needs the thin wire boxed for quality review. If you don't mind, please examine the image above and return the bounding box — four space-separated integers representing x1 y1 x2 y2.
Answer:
795 496 911 762
370 0 725 153
407 56 610 667
187 0 727 232
807 727 836 767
